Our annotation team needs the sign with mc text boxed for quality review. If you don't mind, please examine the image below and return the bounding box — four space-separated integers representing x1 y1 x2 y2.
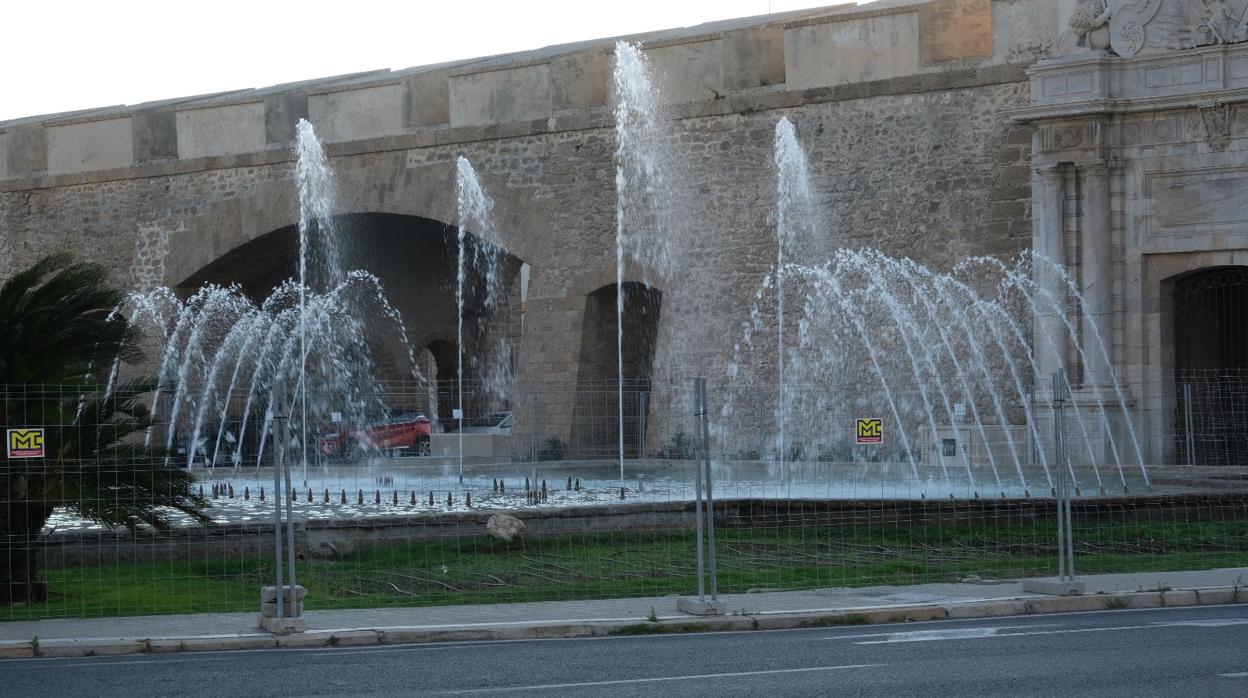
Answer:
7 428 45 458
855 418 883 445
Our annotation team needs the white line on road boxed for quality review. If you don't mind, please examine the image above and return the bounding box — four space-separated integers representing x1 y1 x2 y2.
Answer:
1219 672 1248 678
821 624 1060 642
441 664 881 694
853 616 1248 645
1155 619 1248 628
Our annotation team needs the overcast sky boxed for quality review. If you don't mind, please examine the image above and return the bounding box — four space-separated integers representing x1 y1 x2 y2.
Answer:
2 0 849 122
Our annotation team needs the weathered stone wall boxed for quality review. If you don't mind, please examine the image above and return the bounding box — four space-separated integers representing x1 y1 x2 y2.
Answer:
0 0 1046 452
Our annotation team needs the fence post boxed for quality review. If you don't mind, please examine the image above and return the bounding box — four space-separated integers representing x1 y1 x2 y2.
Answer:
258 379 306 632
755 392 765 460
1183 382 1195 466
272 404 285 622
694 381 705 601
530 394 539 463
1029 385 1037 465
678 377 725 615
1025 371 1083 595
699 378 719 601
639 392 648 459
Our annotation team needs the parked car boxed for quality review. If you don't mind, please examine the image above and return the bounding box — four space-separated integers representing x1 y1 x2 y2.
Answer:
444 411 513 435
319 413 432 458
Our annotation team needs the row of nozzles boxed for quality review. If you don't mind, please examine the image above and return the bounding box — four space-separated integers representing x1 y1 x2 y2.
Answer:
197 477 633 507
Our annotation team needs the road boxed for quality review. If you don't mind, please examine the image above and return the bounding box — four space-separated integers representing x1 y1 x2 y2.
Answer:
4 605 1248 696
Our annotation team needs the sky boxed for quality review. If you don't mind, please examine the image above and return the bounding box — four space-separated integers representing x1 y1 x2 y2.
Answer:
1 0 851 122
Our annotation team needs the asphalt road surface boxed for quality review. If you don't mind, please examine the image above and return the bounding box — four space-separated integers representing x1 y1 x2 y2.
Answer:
4 604 1248 697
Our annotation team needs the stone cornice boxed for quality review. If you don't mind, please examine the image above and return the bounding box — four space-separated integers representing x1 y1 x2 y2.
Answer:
2 63 1027 194
1007 87 1248 123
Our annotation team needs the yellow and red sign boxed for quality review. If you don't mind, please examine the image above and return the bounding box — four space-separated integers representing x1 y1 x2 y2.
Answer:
7 428 45 458
855 418 883 445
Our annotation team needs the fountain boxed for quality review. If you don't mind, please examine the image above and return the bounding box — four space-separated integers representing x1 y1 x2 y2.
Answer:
46 46 1159 542
454 157 514 482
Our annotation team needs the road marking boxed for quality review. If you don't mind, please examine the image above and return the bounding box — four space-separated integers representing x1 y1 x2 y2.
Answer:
1219 672 1248 678
822 624 1058 642
441 664 880 694
855 616 1248 645
857 624 1144 644
10 655 243 669
1154 619 1248 628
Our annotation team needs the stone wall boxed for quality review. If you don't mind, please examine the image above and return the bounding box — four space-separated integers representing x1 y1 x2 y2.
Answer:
0 0 1049 451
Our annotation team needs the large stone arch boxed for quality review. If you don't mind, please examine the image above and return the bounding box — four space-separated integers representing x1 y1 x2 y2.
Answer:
1160 264 1248 466
161 155 549 294
569 281 664 459
1142 252 1248 464
169 209 528 423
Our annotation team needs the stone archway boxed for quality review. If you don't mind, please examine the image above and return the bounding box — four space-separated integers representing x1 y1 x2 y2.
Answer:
174 212 526 423
1171 266 1248 466
571 282 663 458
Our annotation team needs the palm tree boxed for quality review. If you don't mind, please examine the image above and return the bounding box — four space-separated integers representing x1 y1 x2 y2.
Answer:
0 254 205 605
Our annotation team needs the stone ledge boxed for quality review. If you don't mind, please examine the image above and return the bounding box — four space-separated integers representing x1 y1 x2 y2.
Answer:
0 64 1027 193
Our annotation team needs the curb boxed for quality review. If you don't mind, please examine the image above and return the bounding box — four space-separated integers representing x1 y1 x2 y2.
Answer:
1 585 1242 660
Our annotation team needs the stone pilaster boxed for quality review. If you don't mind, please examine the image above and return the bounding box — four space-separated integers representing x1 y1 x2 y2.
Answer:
1033 163 1067 381
1079 162 1113 385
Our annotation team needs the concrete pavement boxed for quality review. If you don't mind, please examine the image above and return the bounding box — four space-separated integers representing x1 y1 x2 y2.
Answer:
1 567 1245 659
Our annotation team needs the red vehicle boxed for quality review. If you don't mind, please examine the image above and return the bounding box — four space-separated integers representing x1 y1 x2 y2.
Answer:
319 413 432 458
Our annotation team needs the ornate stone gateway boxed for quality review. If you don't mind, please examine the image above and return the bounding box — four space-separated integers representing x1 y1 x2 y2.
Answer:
1173 267 1248 465
1016 0 1248 464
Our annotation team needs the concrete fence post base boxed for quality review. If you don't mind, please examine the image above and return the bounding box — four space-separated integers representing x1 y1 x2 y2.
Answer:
259 585 308 633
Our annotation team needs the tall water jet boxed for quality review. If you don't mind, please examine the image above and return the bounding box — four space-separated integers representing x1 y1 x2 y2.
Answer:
294 119 342 477
455 156 513 479
773 117 820 468
613 41 681 482
614 43 655 482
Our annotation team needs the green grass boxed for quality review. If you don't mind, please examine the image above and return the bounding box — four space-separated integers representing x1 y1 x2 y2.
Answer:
5 519 1246 621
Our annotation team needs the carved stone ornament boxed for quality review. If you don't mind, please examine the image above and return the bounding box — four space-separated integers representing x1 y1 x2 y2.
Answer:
1039 122 1103 152
1109 0 1165 56
1183 0 1248 48
1196 102 1238 149
1070 0 1114 51
1067 1 1248 56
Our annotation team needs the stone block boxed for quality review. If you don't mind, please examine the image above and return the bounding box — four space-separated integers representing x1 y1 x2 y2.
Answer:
1195 588 1245 605
724 26 785 90
309 84 404 143
451 63 553 128
265 91 309 144
784 10 920 90
47 117 133 175
260 584 308 603
645 38 726 103
551 51 609 111
919 0 992 65
0 642 35 659
5 124 47 175
405 70 451 127
945 600 1029 618
260 584 307 620
133 109 178 162
177 103 266 160
261 601 304 617
148 636 274 653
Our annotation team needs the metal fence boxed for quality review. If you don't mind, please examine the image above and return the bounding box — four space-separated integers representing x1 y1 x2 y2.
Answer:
2 376 1247 621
